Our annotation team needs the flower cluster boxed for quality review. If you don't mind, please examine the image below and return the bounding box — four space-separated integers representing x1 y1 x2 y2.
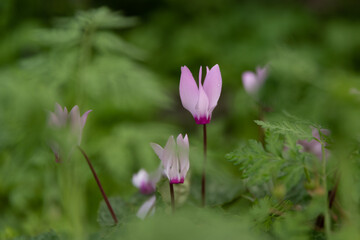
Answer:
133 64 223 217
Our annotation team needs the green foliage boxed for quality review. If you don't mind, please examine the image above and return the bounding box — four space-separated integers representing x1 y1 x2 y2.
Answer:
97 197 134 227
226 139 284 186
0 6 170 239
13 231 59 240
1 1 360 239
102 208 269 240
254 114 315 141
250 196 293 232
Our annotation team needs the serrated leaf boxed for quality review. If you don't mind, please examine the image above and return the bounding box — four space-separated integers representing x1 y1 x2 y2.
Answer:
255 120 313 140
226 139 284 186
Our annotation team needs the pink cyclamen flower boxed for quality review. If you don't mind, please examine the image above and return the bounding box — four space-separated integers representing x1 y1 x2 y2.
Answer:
49 103 92 145
298 128 330 160
179 64 222 124
132 167 162 195
242 66 268 96
151 134 190 184
137 195 156 220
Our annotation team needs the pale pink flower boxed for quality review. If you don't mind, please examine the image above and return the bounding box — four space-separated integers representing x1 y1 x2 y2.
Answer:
137 195 156 220
179 64 222 124
132 167 162 195
242 66 268 96
151 134 190 184
48 103 91 162
49 103 92 145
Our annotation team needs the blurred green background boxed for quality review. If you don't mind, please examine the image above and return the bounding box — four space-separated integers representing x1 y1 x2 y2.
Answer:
1 0 360 239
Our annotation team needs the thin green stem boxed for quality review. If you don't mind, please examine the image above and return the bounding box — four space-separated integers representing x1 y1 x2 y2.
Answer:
303 157 312 183
169 182 175 213
202 124 207 207
258 104 265 146
78 146 118 225
321 137 331 239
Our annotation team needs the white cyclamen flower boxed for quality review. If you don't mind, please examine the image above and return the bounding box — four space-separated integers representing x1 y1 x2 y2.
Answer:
151 134 190 184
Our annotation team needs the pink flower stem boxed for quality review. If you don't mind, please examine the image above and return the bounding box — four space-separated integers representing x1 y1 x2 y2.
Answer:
202 124 207 207
78 146 118 225
169 182 175 213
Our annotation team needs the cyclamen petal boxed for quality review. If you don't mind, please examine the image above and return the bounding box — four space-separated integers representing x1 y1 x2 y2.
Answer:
256 66 268 84
177 134 190 181
242 66 268 96
162 136 176 177
132 169 159 195
179 64 222 124
179 66 199 117
242 72 259 94
81 110 92 129
54 103 68 126
195 84 210 124
132 169 149 188
203 64 222 111
137 195 156 220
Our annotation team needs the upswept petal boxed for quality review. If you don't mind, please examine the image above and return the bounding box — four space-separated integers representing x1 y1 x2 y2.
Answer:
149 164 163 186
179 66 199 117
203 64 222 111
137 195 156 220
132 169 149 189
55 103 68 126
177 134 189 179
256 66 268 83
162 136 177 180
242 71 258 94
168 154 180 183
150 143 164 161
55 103 63 116
69 105 82 144
195 84 209 119
70 105 81 129
49 112 60 127
81 110 92 129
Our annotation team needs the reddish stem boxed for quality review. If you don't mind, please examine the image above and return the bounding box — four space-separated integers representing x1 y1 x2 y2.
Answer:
169 182 175 213
78 146 118 225
202 124 207 207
